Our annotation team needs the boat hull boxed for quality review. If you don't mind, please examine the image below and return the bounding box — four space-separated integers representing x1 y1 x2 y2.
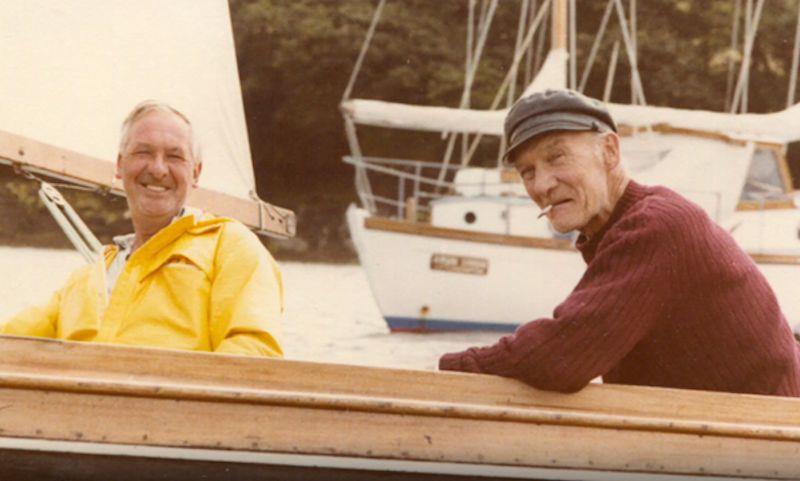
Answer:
1 335 800 480
347 206 800 332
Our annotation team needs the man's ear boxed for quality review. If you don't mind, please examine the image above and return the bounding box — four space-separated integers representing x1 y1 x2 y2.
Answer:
115 154 122 179
602 132 621 170
192 161 203 187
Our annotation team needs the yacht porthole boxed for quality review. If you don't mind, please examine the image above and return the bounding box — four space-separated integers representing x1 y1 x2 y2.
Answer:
464 212 476 224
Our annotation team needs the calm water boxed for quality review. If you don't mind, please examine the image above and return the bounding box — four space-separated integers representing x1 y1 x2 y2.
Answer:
0 247 503 370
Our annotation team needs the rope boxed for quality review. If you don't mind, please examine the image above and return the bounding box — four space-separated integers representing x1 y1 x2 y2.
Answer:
248 189 295 237
341 0 386 102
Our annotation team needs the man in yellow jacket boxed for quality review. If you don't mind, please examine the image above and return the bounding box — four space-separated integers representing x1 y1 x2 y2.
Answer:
1 101 283 357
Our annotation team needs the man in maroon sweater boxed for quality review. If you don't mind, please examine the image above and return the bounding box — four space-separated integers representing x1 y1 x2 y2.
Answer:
439 89 800 397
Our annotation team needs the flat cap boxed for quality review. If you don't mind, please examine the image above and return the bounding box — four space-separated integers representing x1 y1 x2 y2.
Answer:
503 89 617 162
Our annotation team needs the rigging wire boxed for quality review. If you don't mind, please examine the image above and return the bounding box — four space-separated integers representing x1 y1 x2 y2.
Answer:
497 0 532 167
612 0 646 105
730 0 765 113
524 0 537 85
435 0 498 187
787 0 800 107
344 117 376 214
578 0 615 93
461 0 552 167
603 40 621 102
743 0 753 112
725 0 742 111
509 0 531 107
341 0 387 102
462 0 476 165
341 0 386 214
629 0 637 103
12 167 103 264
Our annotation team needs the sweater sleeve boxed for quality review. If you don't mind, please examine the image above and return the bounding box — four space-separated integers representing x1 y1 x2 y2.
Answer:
439 204 679 392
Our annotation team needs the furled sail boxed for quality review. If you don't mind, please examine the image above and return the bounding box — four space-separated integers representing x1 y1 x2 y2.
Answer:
0 0 294 237
343 50 800 145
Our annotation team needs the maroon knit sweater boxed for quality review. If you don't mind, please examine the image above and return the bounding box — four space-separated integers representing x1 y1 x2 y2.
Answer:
439 181 800 396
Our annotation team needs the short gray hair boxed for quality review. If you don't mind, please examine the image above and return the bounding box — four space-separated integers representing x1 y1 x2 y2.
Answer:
118 100 202 164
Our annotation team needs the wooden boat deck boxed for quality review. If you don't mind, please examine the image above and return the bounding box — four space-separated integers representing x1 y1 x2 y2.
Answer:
1 335 798 480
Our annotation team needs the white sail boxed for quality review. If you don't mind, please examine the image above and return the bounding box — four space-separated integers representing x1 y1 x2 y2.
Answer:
343 49 800 144
0 0 254 200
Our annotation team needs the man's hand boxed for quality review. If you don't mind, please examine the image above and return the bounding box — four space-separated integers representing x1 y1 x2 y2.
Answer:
439 350 483 373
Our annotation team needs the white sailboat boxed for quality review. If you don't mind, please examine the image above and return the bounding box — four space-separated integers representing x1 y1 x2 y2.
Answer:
343 0 800 332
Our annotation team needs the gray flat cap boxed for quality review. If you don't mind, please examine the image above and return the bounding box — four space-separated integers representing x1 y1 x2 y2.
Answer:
503 89 617 162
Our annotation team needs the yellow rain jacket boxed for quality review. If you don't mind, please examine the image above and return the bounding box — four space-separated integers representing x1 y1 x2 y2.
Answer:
1 214 283 357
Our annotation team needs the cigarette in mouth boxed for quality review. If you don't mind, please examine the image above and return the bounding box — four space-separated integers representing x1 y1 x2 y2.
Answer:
538 205 552 219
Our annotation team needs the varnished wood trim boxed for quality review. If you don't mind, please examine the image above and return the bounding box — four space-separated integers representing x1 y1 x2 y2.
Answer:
1 336 800 478
749 253 800 265
364 216 800 265
2 336 799 427
0 129 294 237
364 216 576 251
736 199 796 211
776 145 796 193
4 371 798 442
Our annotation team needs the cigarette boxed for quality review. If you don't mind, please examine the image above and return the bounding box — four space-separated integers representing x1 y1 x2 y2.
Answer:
538 205 552 219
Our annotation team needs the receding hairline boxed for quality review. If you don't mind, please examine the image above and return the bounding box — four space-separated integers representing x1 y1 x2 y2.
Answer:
118 101 201 163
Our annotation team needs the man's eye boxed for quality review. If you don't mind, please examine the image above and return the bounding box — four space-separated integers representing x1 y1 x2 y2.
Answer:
167 154 185 161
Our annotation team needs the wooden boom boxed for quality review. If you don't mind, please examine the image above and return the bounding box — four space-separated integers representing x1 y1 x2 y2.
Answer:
0 129 295 238
0 335 799 480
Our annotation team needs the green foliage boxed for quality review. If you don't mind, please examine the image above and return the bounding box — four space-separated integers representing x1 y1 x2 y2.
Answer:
228 0 800 260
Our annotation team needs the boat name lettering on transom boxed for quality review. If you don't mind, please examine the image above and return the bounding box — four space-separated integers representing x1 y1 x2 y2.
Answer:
430 254 488 276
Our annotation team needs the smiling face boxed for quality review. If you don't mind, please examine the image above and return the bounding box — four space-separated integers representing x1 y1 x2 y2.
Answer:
513 130 620 236
116 110 201 231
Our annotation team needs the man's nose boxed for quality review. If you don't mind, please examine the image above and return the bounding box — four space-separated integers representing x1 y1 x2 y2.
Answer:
147 153 169 177
531 168 557 199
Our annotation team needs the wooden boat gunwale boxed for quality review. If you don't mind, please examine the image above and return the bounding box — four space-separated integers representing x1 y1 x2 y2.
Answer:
2 335 800 480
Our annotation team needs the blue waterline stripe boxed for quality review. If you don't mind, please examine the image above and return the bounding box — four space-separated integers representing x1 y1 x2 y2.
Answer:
385 317 519 333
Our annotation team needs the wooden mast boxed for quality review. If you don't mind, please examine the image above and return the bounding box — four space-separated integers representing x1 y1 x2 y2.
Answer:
551 0 568 51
